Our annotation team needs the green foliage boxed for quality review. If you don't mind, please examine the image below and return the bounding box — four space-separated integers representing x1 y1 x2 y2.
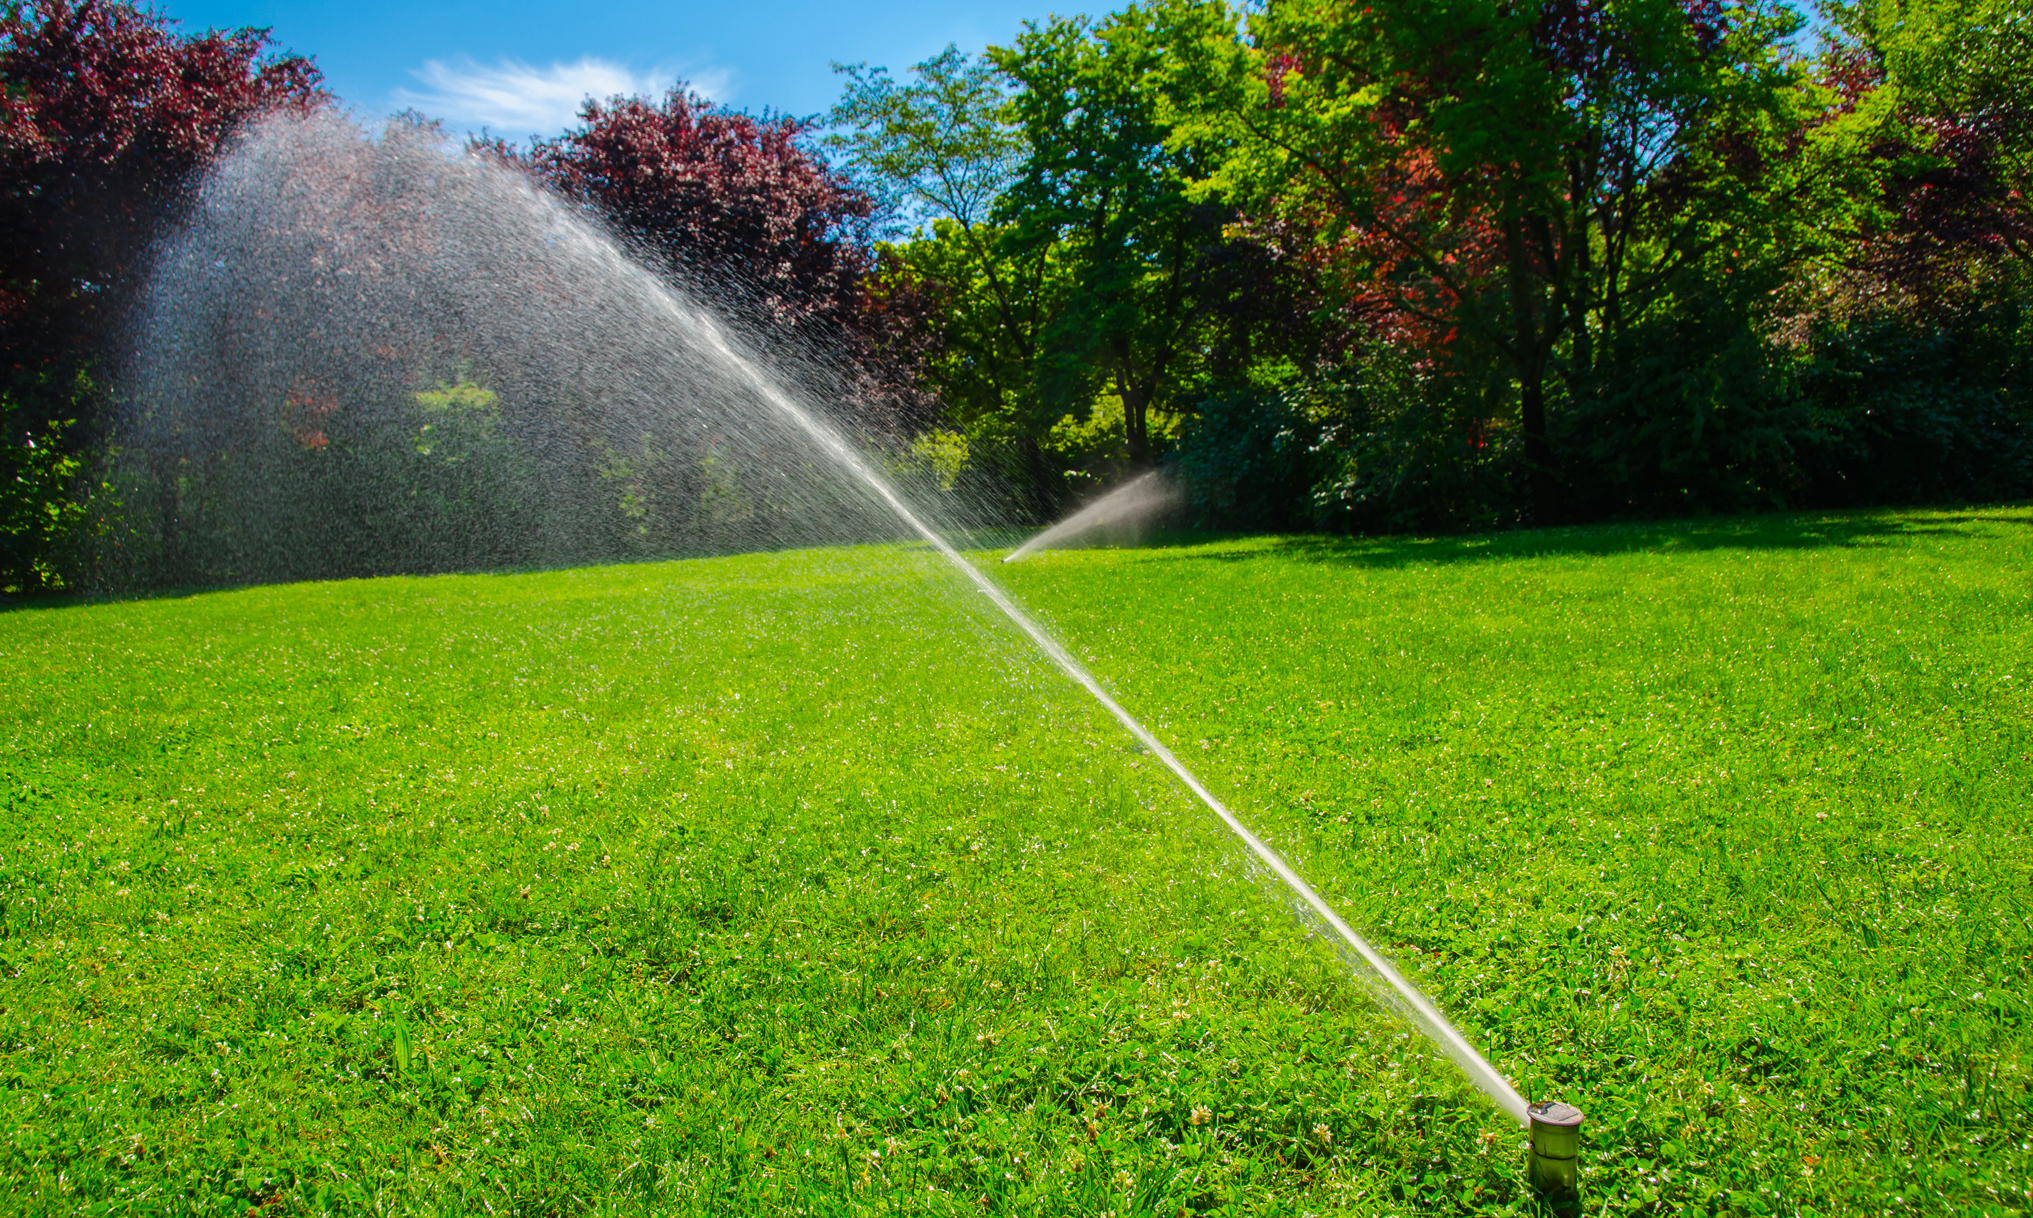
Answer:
401 377 537 565
1862 0 2033 121
884 218 1076 489
114 362 922 589
1304 350 1531 536
833 51 1073 518
829 45 1022 232
989 0 1248 466
1236 0 1815 512
0 389 114 595
899 428 972 493
2 511 2028 1212
107 373 544 589
844 4 1304 512
0 412 82 594
1560 264 1832 517
1168 386 1317 532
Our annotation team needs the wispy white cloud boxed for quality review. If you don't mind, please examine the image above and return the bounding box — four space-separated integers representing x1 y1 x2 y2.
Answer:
392 56 735 137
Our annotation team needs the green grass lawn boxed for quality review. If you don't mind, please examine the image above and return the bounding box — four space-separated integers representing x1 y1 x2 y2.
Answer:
2 507 2028 1216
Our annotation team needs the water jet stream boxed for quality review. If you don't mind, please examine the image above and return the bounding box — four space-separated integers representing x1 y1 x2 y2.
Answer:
667 299 1532 1128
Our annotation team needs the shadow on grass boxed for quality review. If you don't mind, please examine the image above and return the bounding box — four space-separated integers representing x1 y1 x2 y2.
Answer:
7 505 2026 613
1116 503 2033 571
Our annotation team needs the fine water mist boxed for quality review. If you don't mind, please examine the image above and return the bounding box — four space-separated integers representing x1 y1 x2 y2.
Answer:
122 112 954 587
1004 469 1182 563
126 110 1528 1127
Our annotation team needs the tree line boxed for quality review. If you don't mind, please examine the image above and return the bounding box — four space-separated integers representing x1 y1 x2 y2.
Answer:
838 0 2033 530
3 0 2028 593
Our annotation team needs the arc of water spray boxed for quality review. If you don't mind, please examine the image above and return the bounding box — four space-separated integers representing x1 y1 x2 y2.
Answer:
608 245 1530 1128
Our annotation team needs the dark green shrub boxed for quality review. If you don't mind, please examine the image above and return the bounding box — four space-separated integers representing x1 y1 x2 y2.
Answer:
1170 385 1324 532
1557 287 1834 519
1797 301 2033 506
1305 349 1526 535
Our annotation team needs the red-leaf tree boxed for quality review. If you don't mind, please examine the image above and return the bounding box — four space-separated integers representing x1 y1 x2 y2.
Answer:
519 89 938 432
0 0 323 404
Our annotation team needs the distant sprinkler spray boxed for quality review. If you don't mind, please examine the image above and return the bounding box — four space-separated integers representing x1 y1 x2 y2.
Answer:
1004 470 1180 563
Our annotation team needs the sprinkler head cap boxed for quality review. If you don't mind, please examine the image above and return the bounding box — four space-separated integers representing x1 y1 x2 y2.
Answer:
1527 1100 1584 1196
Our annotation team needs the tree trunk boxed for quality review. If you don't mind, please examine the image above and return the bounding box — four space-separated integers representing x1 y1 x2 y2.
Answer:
1570 230 1593 380
1122 381 1150 467
1520 367 1558 525
1503 200 1560 525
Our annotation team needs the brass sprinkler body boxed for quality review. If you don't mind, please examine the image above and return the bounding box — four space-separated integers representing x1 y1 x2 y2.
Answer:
1527 1100 1584 1196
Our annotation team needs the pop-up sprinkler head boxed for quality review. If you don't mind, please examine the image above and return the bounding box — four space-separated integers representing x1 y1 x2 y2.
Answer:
1527 1100 1584 1197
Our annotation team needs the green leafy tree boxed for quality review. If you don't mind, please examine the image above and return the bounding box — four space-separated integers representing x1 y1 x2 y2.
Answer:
1776 0 2033 509
0 397 88 595
884 222 1080 512
830 45 1022 236
836 6 1290 512
831 47 1066 508
990 0 1251 469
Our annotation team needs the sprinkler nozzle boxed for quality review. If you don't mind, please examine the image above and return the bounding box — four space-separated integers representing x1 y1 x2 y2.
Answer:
1527 1100 1584 1197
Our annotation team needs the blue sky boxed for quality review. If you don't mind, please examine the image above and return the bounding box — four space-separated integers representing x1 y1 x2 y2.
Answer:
160 0 1099 139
